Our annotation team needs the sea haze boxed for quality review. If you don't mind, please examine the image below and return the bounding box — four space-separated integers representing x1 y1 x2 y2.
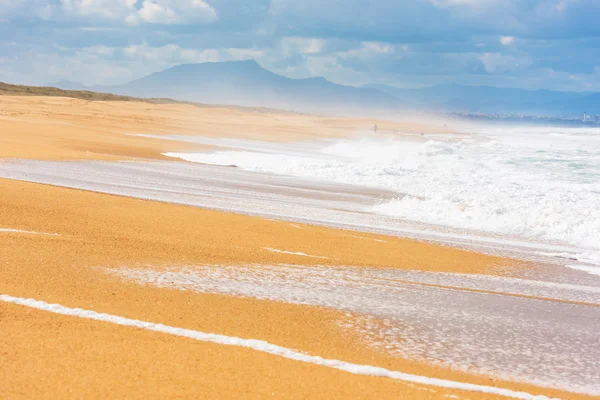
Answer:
49 61 600 118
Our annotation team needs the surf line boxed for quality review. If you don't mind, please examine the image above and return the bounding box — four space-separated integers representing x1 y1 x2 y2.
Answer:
1 294 555 400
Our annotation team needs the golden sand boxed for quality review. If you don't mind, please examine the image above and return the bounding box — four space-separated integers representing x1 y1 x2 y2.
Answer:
0 178 581 400
0 301 459 400
0 96 584 399
0 95 453 161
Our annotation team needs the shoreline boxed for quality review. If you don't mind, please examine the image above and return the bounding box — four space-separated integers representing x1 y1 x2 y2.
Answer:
1 95 598 398
0 178 585 399
0 95 455 161
1 157 589 273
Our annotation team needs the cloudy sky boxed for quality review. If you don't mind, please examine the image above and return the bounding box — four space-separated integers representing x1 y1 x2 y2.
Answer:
1 0 599 91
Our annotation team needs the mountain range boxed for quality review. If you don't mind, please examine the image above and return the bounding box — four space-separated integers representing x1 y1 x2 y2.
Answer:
364 83 600 117
51 60 600 117
54 61 403 114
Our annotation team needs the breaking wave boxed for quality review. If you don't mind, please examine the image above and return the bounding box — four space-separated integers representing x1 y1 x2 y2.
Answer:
166 126 600 269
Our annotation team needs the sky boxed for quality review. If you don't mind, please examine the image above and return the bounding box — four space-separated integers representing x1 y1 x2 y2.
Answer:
1 0 600 91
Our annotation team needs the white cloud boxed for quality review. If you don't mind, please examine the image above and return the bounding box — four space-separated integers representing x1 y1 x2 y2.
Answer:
361 41 395 54
0 42 267 86
82 45 115 57
123 44 219 64
226 47 266 60
499 36 516 46
554 0 581 13
0 0 25 11
37 3 55 19
60 0 135 19
76 26 120 31
430 0 499 8
1 0 57 18
0 0 20 5
21 46 137 85
480 52 531 73
121 44 263 65
279 37 326 56
338 41 398 60
132 0 217 24
60 0 217 25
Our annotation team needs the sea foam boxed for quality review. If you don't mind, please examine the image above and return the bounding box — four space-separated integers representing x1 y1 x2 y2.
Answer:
165 126 600 269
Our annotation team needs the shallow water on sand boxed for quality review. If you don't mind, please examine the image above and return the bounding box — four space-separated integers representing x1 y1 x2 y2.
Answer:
2 134 600 394
161 127 600 275
0 157 593 270
105 264 600 394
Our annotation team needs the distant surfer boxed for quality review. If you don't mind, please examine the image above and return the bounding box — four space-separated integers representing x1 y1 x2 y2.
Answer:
373 123 378 133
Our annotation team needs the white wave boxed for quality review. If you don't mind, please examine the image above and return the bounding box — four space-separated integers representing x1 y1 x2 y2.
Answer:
165 127 600 266
0 293 556 399
567 265 600 277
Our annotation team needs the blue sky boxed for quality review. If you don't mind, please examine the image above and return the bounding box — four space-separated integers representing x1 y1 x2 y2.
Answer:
1 0 599 91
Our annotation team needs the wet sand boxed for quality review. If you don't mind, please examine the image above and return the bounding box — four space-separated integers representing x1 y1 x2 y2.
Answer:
0 96 595 399
1 178 582 400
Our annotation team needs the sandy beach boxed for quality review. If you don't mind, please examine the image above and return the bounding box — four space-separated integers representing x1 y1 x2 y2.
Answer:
1 96 598 399
0 96 452 160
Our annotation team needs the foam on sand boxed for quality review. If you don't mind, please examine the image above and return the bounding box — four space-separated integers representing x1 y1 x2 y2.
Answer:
0 293 556 400
344 234 386 243
264 247 328 259
103 264 600 394
0 227 60 236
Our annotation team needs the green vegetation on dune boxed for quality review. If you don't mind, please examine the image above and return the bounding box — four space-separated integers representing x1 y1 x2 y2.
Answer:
0 81 299 115
0 82 141 101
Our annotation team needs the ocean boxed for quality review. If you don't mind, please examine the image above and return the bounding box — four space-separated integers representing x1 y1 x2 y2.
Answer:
2 126 599 393
164 126 600 274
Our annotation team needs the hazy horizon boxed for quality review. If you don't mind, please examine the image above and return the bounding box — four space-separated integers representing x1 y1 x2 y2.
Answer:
37 60 600 95
12 60 594 119
2 1 600 92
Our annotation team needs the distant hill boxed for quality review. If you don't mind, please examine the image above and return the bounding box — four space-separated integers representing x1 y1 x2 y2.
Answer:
48 80 88 91
0 81 140 101
55 61 404 114
45 61 600 117
542 92 600 116
365 83 598 116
